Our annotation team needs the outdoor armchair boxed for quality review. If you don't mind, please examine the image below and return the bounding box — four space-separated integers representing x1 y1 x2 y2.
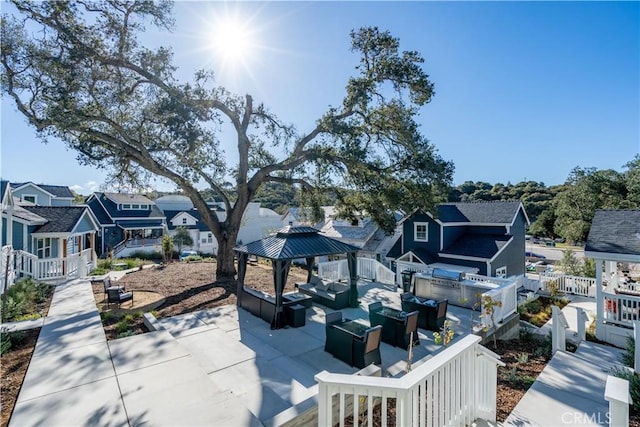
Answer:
107 287 133 308
352 325 382 369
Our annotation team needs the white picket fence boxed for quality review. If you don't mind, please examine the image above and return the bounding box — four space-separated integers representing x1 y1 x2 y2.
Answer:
538 272 598 297
318 257 396 285
316 334 504 427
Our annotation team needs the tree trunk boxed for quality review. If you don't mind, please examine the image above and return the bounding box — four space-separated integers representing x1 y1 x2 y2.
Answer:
216 234 238 279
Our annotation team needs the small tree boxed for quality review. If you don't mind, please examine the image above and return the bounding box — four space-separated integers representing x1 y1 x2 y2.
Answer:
162 235 174 264
480 294 503 349
559 249 582 276
174 226 193 254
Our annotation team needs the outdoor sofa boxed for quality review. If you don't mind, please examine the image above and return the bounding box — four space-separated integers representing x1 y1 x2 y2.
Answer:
400 292 448 331
240 286 297 324
298 276 351 310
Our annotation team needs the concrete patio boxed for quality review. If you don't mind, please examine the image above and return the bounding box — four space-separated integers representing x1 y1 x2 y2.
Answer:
7 276 626 426
8 278 475 426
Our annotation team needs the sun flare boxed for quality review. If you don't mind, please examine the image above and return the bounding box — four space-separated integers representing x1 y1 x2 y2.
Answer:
212 19 252 62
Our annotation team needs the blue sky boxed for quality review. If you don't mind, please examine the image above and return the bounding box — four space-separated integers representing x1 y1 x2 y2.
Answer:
2 1 639 194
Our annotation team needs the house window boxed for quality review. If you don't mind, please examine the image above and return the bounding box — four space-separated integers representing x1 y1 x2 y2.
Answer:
414 223 428 242
122 204 131 209
351 219 359 226
131 204 140 209
496 266 507 278
182 218 187 225
36 238 52 258
23 195 37 204
208 233 212 243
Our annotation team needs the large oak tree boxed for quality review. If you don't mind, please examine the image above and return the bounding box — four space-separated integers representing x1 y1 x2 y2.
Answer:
1 1 453 278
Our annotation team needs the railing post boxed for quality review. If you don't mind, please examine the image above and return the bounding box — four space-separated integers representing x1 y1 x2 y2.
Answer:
576 307 589 343
316 372 331 427
634 322 640 374
605 375 630 427
552 305 567 354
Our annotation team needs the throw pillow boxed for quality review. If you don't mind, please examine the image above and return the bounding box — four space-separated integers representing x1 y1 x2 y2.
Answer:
315 282 329 292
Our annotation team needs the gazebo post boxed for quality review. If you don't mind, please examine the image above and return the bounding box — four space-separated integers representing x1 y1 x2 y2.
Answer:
305 257 315 283
236 252 248 307
347 251 358 308
271 259 291 329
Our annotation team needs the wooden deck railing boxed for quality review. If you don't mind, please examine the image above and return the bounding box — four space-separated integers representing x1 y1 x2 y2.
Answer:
316 335 504 427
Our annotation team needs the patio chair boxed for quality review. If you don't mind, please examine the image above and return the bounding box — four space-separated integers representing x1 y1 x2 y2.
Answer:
103 277 124 295
107 287 133 308
324 311 351 363
352 325 382 369
368 301 383 313
397 310 420 349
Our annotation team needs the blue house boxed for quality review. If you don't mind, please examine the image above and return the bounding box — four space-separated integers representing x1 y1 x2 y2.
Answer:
1 180 99 284
86 192 166 257
10 181 75 206
389 201 530 277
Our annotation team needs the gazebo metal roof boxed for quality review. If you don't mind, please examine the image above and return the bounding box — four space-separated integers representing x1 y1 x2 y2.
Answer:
234 225 359 260
234 225 360 329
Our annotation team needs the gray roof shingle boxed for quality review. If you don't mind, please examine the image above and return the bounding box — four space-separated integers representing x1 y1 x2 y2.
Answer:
12 182 74 198
23 206 87 233
441 234 511 259
585 209 640 256
438 201 523 224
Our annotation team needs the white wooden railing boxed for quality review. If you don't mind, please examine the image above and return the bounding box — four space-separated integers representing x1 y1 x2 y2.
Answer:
481 278 518 328
316 335 504 427
318 258 396 285
603 290 640 329
113 237 163 257
2 247 95 291
539 272 598 297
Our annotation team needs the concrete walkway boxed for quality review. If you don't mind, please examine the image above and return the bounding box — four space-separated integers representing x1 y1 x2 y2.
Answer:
504 296 626 427
9 278 260 427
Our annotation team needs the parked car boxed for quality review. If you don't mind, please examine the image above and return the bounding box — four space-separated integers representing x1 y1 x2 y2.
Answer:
179 250 198 261
525 251 546 260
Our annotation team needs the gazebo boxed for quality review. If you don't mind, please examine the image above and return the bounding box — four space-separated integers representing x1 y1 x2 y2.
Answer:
234 225 360 329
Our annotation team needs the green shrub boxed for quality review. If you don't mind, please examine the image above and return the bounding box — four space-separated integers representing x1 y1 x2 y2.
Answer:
122 313 135 323
116 330 134 339
13 313 41 322
115 320 131 334
611 367 640 412
620 335 635 368
0 330 26 355
1 278 51 322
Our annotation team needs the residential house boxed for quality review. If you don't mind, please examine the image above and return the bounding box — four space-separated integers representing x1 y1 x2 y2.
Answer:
281 206 401 263
86 192 165 258
1 180 98 285
585 209 640 347
10 181 75 206
389 201 530 278
157 195 282 255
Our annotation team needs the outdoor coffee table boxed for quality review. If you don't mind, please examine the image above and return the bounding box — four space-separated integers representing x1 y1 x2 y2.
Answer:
282 291 312 308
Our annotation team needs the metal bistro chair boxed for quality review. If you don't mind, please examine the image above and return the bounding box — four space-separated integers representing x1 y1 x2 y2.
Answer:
353 325 382 369
107 287 134 309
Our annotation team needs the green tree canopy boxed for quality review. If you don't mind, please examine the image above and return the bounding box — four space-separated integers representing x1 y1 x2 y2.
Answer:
173 226 193 253
1 1 453 277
